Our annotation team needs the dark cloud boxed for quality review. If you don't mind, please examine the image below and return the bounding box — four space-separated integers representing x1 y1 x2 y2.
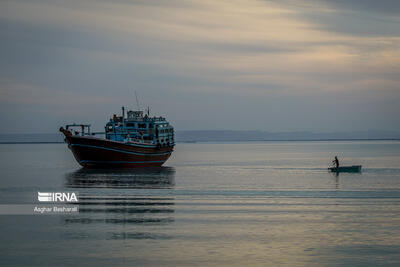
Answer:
201 42 300 54
304 11 400 37
267 0 400 36
269 0 400 15
323 0 400 15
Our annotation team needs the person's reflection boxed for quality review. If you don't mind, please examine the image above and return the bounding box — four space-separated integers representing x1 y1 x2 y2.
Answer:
63 167 175 235
331 171 340 189
65 167 175 189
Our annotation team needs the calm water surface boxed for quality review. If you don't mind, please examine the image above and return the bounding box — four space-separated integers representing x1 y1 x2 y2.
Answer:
0 141 400 266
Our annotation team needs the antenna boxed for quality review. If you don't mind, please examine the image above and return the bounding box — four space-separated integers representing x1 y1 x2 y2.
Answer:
134 91 141 111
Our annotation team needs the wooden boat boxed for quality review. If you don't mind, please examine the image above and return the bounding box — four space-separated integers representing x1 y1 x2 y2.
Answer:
328 165 362 173
60 107 174 168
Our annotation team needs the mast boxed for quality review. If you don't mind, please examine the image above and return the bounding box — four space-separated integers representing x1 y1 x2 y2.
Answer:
134 91 141 111
122 106 125 124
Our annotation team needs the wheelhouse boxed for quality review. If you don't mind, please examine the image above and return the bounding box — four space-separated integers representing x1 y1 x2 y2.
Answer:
105 107 174 146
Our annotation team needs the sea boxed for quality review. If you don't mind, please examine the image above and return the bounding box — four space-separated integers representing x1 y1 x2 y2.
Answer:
0 141 399 266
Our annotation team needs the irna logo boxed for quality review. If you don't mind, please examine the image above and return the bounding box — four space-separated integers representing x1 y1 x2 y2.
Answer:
38 192 78 202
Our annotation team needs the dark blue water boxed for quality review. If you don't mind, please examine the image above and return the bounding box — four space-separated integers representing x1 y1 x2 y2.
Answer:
0 141 400 266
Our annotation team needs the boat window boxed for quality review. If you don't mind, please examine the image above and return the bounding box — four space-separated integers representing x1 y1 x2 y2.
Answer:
138 123 146 128
126 123 135 127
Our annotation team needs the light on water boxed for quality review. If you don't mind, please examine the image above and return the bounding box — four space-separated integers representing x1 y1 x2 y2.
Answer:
0 141 400 266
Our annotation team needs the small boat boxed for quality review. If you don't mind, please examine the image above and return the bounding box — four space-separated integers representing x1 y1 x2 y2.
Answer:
328 165 362 173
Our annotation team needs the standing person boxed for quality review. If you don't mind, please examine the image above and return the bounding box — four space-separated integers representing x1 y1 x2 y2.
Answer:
333 156 340 168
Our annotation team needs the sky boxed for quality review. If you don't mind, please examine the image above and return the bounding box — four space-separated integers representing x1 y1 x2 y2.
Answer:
0 0 399 133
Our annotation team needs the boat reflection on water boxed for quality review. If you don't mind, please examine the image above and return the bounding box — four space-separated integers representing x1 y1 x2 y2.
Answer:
65 167 175 189
63 167 175 239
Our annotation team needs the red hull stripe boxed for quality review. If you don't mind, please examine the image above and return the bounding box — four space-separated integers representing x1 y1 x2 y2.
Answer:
80 160 165 164
70 144 171 156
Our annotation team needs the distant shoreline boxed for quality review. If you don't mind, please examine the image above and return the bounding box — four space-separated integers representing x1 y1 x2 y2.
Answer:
0 141 65 144
1 130 399 144
178 138 400 142
1 138 399 144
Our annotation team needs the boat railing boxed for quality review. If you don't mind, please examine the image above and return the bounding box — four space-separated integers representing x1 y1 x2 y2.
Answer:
128 139 154 145
65 124 91 136
106 129 153 136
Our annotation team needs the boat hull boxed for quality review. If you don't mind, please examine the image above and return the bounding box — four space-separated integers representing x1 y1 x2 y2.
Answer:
328 165 362 173
65 136 173 168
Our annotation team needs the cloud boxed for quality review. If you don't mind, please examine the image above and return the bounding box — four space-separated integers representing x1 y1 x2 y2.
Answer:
322 0 400 15
0 0 399 132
